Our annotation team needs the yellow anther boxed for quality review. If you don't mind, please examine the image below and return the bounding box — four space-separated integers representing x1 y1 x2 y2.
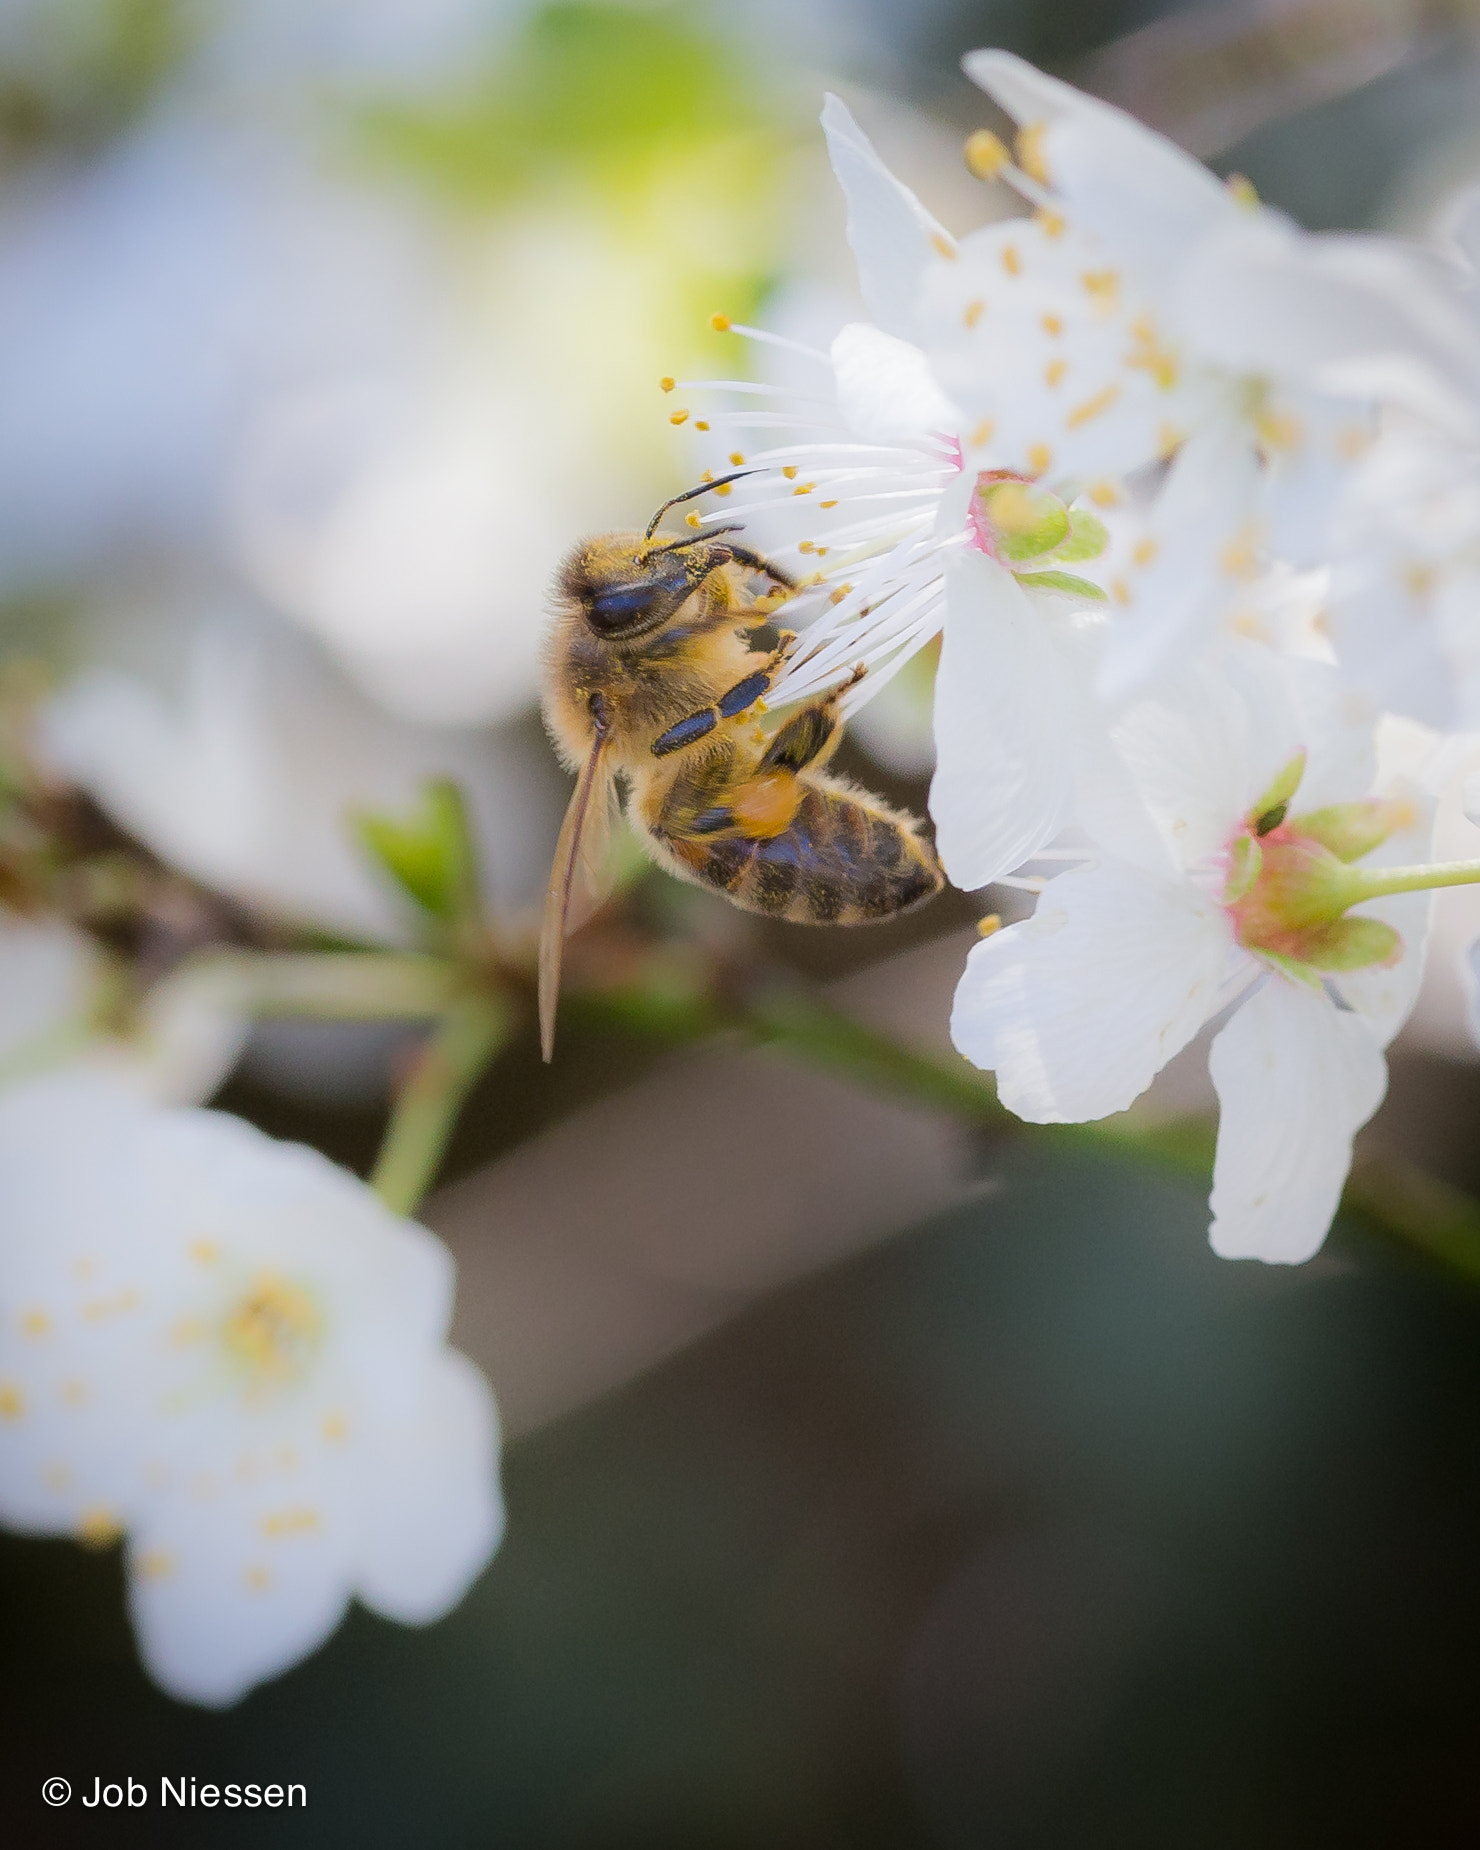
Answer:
21 1309 49 1338
321 1411 349 1444
83 1290 140 1323
1081 269 1120 308
261 1506 321 1538
963 299 985 329
660 376 676 393
1041 312 1063 337
1044 358 1067 388
714 483 731 497
1219 524 1260 580
1088 479 1120 508
1157 422 1184 457
970 418 995 448
782 465 798 479
710 313 731 332
77 1506 123 1549
1226 173 1260 209
976 912 1003 938
963 128 1010 180
1001 244 1022 277
1027 442 1052 475
931 232 958 260
1112 578 1131 605
1016 122 1051 184
136 1549 173 1582
1402 562 1436 600
1035 209 1066 239
1255 409 1303 452
669 410 689 426
798 540 815 554
686 512 701 527
244 1565 272 1592
221 1276 320 1390
829 583 854 604
793 483 815 495
1133 537 1159 567
695 419 710 432
819 499 839 508
0 1381 23 1421
729 451 745 466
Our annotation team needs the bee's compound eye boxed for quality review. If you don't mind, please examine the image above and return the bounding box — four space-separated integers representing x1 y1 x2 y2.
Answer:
584 562 690 637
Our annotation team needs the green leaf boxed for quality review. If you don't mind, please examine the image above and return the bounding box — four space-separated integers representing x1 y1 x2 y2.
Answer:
354 780 481 925
1053 507 1110 562
1014 569 1108 601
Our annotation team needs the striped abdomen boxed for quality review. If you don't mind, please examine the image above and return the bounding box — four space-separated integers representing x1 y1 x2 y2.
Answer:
663 779 942 924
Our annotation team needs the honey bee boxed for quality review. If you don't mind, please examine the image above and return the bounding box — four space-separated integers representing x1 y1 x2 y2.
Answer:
538 478 944 1059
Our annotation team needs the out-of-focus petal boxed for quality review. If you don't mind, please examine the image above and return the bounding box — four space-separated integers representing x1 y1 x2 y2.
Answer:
950 857 1232 1120
820 93 955 340
830 323 958 444
962 48 1233 296
1208 977 1386 1264
354 1351 504 1624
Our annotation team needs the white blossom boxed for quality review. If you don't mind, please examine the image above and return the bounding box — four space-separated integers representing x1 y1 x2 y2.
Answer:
0 1074 502 1706
951 647 1437 1263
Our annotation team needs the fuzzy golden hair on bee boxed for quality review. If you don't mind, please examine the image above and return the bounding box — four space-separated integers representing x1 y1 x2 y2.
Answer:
537 487 943 1058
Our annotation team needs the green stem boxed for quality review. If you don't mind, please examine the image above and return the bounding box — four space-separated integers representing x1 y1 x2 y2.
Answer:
1349 857 1480 901
245 951 458 1020
370 990 510 1217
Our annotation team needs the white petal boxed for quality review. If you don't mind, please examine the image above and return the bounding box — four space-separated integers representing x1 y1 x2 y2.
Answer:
354 1349 503 1624
962 50 1233 295
928 551 1078 890
1094 412 1259 702
1208 978 1386 1264
830 322 958 443
1079 642 1307 875
127 1508 351 1708
1177 215 1480 412
950 857 1232 1120
820 93 954 340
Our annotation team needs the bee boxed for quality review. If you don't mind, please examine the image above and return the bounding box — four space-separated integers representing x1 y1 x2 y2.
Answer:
538 477 944 1058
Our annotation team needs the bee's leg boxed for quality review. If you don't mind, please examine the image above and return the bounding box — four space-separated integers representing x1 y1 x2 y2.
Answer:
649 638 796 760
754 663 866 777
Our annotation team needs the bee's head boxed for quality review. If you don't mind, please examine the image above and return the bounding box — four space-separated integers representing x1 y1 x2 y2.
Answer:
560 535 734 642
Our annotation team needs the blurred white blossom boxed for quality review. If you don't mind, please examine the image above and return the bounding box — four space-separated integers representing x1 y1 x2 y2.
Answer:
0 1073 502 1705
41 602 560 942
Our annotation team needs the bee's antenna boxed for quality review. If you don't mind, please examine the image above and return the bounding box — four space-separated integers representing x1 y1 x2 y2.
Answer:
643 470 756 541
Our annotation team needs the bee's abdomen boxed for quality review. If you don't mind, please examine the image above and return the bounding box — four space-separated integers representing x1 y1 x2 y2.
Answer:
679 783 942 925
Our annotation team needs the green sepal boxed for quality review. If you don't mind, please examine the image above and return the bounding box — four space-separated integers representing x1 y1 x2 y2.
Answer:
1053 507 1110 562
1299 916 1403 972
1294 799 1407 864
354 779 481 925
1014 569 1108 601
1223 832 1262 905
1248 751 1306 831
979 481 1070 562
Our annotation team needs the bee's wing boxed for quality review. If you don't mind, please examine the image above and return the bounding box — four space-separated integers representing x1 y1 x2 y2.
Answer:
538 729 618 1062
